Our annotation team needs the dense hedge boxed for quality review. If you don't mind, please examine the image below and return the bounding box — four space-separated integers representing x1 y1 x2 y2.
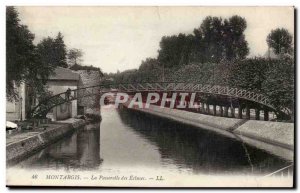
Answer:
106 57 294 116
70 64 103 75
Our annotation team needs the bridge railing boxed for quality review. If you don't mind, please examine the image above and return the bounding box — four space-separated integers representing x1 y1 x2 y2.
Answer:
263 164 294 178
30 82 285 118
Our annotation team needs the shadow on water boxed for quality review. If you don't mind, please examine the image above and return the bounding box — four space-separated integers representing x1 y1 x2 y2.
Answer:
117 108 292 176
12 108 292 176
15 123 102 171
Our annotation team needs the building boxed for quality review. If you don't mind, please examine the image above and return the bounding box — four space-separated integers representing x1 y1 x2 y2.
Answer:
6 84 26 121
6 67 80 121
75 70 101 115
46 67 80 120
6 66 105 121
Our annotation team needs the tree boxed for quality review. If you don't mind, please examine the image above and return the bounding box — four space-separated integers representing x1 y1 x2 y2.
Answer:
36 37 56 68
157 15 250 67
137 58 162 82
6 6 54 101
157 33 196 69
36 32 68 68
200 16 224 62
54 32 68 67
158 34 184 68
190 28 205 63
179 34 195 65
194 15 249 62
67 48 83 66
222 15 249 60
267 28 293 55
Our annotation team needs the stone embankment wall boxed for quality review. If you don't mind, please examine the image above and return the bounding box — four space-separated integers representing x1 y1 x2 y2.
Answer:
123 102 294 161
6 119 86 164
76 70 101 115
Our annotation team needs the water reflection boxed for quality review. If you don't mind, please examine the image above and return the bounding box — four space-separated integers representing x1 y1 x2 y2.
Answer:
77 125 102 169
117 108 291 175
13 107 291 176
16 123 102 170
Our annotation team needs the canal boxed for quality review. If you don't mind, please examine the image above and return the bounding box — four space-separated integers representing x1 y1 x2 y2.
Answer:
10 105 292 177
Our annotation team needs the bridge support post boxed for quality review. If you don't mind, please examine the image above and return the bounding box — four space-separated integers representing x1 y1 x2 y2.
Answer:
230 107 235 118
246 105 250 119
238 106 243 119
201 103 205 113
196 102 200 112
220 106 223 117
206 103 210 114
255 109 260 120
264 109 269 121
224 106 229 117
213 104 216 116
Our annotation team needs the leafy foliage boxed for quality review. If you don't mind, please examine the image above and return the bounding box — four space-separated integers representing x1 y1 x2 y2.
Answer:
6 7 55 101
199 16 224 62
158 34 195 68
67 48 83 66
107 57 294 114
157 15 249 68
267 28 293 55
36 32 68 68
70 63 103 76
228 58 269 92
137 58 163 82
261 57 294 114
6 7 73 105
222 16 249 60
105 14 293 115
55 32 68 67
113 69 139 83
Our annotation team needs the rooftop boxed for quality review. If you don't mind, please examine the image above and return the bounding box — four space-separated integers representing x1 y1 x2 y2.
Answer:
49 67 80 81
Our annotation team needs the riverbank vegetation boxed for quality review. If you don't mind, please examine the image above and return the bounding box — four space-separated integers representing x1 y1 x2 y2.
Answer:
6 6 294 119
104 15 294 117
6 6 103 102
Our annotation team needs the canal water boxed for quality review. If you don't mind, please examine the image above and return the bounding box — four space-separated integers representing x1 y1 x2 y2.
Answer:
10 105 292 176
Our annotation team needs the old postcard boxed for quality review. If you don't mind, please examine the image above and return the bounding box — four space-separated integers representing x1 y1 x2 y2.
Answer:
6 6 294 187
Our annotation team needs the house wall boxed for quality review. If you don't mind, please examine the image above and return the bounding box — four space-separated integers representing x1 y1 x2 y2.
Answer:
53 102 72 121
76 70 101 115
6 101 19 121
46 80 78 120
6 83 26 121
6 70 81 122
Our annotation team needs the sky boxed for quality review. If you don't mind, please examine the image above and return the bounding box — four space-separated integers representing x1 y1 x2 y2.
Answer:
16 6 294 73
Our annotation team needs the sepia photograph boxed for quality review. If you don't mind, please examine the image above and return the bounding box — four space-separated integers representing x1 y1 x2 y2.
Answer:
5 6 295 188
